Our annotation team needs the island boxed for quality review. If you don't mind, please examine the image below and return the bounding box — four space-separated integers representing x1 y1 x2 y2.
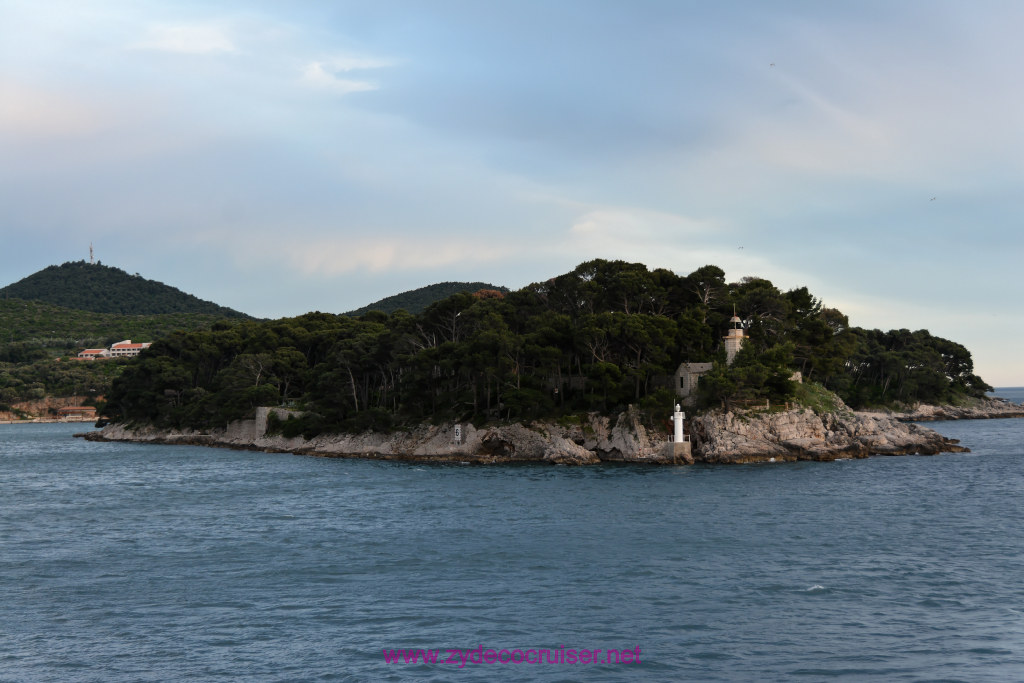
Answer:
74 259 1016 465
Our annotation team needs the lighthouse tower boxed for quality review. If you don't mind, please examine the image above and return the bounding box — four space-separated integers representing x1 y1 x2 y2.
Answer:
660 402 692 462
723 309 746 365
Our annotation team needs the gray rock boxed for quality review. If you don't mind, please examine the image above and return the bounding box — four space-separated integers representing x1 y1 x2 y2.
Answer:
82 400 973 466
543 437 602 465
692 405 968 463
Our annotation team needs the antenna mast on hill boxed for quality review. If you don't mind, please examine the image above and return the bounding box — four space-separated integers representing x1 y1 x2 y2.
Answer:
90 243 94 265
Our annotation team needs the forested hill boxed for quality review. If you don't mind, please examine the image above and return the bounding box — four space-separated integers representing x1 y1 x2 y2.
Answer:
0 299 236 362
345 282 508 316
0 261 249 317
103 259 992 436
0 300 242 406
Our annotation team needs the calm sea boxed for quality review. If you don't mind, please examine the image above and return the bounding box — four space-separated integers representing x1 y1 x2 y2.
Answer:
3 391 1024 682
989 386 1024 403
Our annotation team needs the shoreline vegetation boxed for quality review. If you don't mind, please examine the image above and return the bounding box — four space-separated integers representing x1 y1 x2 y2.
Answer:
77 396 1023 466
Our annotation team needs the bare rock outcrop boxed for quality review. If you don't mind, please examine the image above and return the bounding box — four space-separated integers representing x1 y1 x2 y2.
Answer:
543 436 602 465
82 407 677 465
583 406 671 462
692 406 968 464
82 401 970 466
884 397 1024 422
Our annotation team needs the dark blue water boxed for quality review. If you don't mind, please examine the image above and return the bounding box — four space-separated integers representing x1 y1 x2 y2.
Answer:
3 405 1024 682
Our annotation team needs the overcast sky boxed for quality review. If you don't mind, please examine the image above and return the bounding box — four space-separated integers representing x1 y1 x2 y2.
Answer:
1 1 1021 385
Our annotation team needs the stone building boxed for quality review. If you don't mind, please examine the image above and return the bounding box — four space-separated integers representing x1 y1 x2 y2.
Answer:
674 362 713 404
674 310 748 404
723 313 747 365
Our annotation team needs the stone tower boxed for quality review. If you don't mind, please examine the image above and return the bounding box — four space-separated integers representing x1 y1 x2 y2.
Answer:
724 310 746 365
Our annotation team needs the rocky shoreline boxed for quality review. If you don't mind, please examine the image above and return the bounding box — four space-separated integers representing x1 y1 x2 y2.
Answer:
694 396 1024 463
1 418 95 425
75 395 1013 465
885 396 1024 422
0 396 98 424
81 407 671 466
691 407 967 464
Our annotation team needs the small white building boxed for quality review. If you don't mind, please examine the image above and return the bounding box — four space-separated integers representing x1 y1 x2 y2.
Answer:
108 340 152 358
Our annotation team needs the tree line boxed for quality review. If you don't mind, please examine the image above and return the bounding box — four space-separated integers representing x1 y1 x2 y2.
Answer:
102 260 991 435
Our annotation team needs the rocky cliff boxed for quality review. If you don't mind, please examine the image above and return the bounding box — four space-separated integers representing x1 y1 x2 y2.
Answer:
690 407 967 464
84 406 690 465
80 399 977 466
886 397 1024 422
688 394 1024 463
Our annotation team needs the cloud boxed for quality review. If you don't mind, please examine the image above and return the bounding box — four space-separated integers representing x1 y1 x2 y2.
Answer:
133 23 236 54
569 207 716 249
240 236 509 276
300 56 392 94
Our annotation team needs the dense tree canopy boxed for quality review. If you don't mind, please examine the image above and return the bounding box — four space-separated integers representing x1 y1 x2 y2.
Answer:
0 298 252 407
102 260 991 434
0 357 125 410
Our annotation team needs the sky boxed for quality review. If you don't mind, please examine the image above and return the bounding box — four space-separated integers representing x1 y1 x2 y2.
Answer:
1 0 1022 385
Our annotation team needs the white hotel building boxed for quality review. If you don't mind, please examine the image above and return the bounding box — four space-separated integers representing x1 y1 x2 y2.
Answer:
77 340 152 360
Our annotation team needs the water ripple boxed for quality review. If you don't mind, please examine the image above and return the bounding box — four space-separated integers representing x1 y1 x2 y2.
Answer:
3 421 1024 681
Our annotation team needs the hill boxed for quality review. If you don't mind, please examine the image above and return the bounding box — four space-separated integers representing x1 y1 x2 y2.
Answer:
345 281 508 316
0 261 249 317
